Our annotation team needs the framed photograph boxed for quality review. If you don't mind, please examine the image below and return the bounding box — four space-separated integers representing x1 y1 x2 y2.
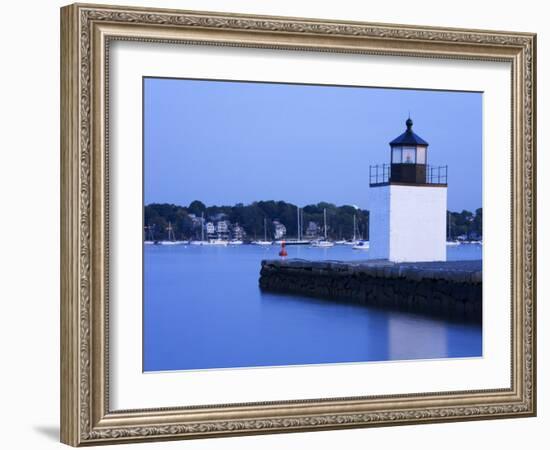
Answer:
60 3 536 446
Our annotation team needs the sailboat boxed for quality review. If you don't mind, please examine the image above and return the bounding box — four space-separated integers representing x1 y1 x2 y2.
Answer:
158 222 186 245
252 218 272 245
446 211 461 246
311 209 334 247
190 212 210 245
144 224 155 245
284 206 309 245
344 214 361 246
349 214 369 250
352 240 370 250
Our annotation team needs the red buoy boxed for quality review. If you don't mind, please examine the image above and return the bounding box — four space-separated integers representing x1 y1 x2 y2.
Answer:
279 240 288 257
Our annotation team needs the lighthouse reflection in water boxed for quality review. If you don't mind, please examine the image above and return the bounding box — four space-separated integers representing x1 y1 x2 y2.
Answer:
143 244 482 372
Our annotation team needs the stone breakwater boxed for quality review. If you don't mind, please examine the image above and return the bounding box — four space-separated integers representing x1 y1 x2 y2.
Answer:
259 259 482 323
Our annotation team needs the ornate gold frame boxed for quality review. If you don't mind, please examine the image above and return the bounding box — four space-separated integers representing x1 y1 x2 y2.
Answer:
60 3 536 446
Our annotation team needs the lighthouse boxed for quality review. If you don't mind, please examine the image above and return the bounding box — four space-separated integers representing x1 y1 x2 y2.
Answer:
368 118 448 262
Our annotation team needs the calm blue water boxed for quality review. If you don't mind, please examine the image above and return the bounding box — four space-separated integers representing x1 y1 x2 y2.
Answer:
144 244 482 371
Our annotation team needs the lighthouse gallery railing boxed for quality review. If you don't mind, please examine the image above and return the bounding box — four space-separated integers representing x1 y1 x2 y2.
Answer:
369 164 448 186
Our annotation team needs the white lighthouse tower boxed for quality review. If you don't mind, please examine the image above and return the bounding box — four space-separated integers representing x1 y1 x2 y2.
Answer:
369 118 448 262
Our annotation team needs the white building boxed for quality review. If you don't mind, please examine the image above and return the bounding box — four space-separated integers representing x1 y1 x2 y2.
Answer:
216 220 230 239
216 220 229 234
272 220 287 240
305 221 320 238
205 221 215 238
369 118 447 262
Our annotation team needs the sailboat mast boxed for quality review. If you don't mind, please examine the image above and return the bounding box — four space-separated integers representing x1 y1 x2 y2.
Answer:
324 208 327 240
264 217 267 241
201 212 205 241
353 214 356 241
447 210 451 240
297 206 301 241
301 209 304 241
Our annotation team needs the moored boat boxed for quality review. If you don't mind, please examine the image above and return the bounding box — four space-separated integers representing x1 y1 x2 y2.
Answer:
446 240 461 246
252 218 272 245
279 239 310 245
189 239 228 246
311 240 334 248
344 215 361 246
204 239 228 246
156 222 187 245
352 240 370 250
311 208 334 247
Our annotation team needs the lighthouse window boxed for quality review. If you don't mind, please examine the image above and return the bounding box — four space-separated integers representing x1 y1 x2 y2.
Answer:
402 147 416 164
392 146 402 163
416 146 427 164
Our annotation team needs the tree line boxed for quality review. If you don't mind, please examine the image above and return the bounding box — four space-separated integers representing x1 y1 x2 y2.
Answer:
448 208 482 240
144 200 482 241
144 200 370 241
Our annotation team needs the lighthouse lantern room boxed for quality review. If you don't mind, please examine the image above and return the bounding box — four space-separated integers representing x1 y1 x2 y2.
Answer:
369 118 448 262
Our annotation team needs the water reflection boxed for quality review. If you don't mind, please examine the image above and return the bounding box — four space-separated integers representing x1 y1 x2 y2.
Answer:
143 244 482 371
388 315 446 360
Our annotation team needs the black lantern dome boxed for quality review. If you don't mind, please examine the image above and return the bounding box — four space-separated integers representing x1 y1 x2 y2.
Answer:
389 118 429 184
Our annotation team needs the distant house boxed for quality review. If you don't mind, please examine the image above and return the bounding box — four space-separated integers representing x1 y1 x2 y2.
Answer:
217 220 229 233
232 223 246 241
305 221 320 239
272 220 287 240
217 220 230 239
188 213 205 228
206 221 216 238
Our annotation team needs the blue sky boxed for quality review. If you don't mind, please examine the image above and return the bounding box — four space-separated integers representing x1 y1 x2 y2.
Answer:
144 78 482 212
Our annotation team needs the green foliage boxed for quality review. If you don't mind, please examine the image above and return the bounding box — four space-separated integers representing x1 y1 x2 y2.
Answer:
447 208 482 240
188 200 206 216
144 201 370 241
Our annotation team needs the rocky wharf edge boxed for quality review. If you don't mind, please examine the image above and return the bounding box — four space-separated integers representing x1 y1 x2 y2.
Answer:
259 259 482 323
